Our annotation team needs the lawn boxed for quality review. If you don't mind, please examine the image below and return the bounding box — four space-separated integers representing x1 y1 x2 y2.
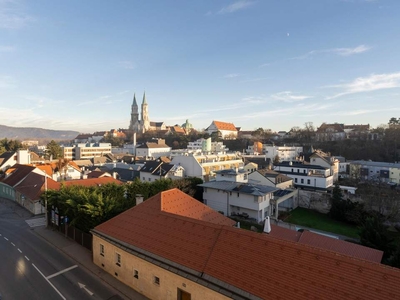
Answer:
285 207 360 239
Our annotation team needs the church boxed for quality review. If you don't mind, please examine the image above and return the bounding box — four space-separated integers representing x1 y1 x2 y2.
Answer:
129 92 154 133
129 92 193 134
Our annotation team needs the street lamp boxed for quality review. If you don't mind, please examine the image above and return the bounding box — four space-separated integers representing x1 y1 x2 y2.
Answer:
39 168 48 228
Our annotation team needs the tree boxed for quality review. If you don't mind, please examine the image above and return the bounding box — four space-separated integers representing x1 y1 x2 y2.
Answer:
46 140 62 159
273 154 280 165
358 215 394 260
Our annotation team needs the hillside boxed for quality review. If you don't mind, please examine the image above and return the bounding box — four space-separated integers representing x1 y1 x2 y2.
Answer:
0 124 79 141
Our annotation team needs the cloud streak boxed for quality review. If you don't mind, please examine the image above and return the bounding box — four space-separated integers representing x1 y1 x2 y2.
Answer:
0 0 34 29
327 72 400 99
218 0 255 14
271 91 312 102
291 45 371 60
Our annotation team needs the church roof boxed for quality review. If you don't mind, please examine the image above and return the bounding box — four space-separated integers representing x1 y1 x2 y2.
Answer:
132 93 137 106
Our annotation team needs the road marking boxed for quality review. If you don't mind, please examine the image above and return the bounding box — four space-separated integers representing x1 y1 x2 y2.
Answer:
25 256 30 261
18 248 22 253
32 264 66 300
78 282 94 296
4 237 8 241
11 242 15 246
46 265 78 279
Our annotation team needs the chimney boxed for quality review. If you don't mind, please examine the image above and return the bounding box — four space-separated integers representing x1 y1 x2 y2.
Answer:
136 194 144 205
263 216 271 234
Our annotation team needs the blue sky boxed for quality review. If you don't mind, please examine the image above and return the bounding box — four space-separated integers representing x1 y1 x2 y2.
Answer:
1 0 400 133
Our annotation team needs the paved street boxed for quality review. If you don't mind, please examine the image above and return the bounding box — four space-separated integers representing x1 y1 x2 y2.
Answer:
0 198 127 300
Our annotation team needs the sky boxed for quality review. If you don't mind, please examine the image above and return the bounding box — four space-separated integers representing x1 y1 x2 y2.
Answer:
1 0 400 133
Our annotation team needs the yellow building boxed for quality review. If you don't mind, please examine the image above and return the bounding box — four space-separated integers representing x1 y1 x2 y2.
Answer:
92 189 400 300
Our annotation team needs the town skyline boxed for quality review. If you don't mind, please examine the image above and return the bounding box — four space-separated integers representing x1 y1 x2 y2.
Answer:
1 0 400 133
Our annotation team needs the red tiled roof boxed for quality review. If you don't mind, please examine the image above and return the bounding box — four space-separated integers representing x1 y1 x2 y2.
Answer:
86 171 111 178
298 230 383 263
316 123 345 133
94 189 400 300
63 177 123 187
15 172 60 201
2 164 35 186
212 121 238 132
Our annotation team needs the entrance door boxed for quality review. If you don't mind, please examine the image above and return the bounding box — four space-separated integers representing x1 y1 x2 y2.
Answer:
177 288 191 300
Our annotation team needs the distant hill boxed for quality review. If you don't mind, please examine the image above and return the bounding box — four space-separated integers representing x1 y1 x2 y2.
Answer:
0 125 79 141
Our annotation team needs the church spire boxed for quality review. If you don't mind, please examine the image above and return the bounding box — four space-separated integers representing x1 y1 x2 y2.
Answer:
132 93 137 106
142 91 147 104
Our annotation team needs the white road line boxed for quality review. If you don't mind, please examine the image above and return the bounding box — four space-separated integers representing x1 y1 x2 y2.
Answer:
46 265 78 279
18 248 22 253
32 264 66 300
11 242 15 246
25 256 30 261
4 237 8 241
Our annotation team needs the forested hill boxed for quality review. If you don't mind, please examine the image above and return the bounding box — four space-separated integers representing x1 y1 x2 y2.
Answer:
0 124 79 140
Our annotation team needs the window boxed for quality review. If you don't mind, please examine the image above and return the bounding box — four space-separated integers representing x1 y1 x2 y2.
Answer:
295 178 298 183
297 169 300 173
303 170 306 174
154 276 160 285
133 269 139 279
301 179 304 184
115 253 121 266
307 179 310 184
100 244 104 256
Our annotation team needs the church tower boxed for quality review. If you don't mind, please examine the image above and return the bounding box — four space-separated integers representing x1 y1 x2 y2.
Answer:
129 93 139 131
141 92 150 132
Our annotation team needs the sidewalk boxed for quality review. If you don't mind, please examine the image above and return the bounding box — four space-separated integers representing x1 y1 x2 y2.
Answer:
0 198 148 300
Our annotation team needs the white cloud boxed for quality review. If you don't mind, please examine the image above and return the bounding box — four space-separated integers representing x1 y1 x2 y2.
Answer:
291 45 371 60
0 0 34 29
218 0 255 14
118 60 135 69
223 73 240 78
327 72 400 99
271 91 312 102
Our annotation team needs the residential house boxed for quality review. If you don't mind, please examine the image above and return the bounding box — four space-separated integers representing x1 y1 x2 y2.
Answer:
344 124 370 139
135 140 171 159
199 180 278 222
243 162 258 173
274 161 334 191
349 160 400 183
170 152 243 181
214 168 248 183
309 150 340 182
248 169 293 190
139 160 184 182
315 123 346 141
92 188 400 300
0 150 31 172
245 143 303 162
206 120 238 139
62 143 112 160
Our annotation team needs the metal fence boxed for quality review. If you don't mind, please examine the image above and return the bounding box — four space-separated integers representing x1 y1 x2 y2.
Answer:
49 220 92 251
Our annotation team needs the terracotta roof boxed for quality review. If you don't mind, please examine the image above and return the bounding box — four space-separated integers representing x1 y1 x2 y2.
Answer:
344 124 370 131
212 121 238 132
1 164 35 186
62 177 123 187
137 142 170 149
86 170 111 178
15 172 60 201
93 188 400 300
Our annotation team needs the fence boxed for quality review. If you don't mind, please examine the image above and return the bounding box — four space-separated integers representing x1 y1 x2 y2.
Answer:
48 219 92 251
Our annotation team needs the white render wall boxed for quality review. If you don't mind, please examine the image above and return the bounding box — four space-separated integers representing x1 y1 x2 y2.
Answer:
203 188 271 222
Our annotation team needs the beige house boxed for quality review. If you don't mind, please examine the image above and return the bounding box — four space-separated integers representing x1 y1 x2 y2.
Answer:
309 150 339 182
206 120 238 139
91 189 400 300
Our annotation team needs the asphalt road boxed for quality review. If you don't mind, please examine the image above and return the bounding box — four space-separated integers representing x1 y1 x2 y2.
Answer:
0 199 121 300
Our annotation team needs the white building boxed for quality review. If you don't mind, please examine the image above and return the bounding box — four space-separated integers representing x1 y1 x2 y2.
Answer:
199 181 278 222
309 151 340 182
170 152 244 181
0 150 31 171
135 140 171 159
274 161 334 191
139 161 184 182
206 120 238 140
349 160 400 183
245 144 303 162
187 138 229 154
62 143 112 160
214 168 248 183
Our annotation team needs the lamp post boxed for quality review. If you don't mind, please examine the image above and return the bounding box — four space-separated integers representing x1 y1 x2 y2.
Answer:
39 168 48 228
